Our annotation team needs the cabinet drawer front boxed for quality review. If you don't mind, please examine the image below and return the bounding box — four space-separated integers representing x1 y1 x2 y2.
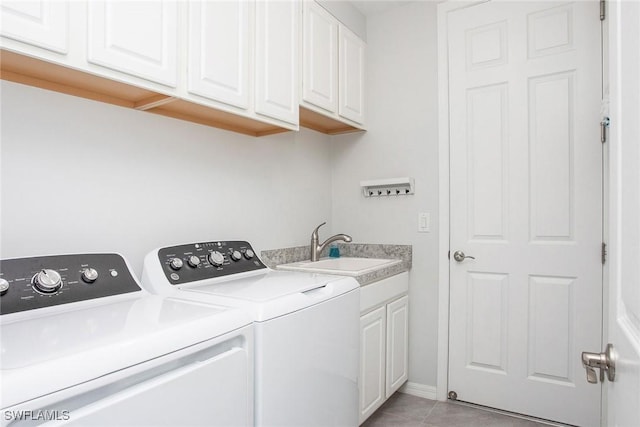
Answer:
88 1 178 87
188 0 250 109
360 272 409 314
255 0 299 125
1 1 68 54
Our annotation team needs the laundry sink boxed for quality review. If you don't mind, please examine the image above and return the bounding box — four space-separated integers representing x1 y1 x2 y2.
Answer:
277 257 401 276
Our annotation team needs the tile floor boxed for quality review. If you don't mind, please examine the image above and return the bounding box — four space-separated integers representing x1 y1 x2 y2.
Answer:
361 393 552 427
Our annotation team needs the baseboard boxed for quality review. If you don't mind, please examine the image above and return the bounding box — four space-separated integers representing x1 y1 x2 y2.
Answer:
399 382 438 400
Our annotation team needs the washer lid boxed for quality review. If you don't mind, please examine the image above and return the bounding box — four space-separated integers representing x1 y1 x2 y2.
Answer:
178 270 360 322
1 294 251 407
184 270 354 302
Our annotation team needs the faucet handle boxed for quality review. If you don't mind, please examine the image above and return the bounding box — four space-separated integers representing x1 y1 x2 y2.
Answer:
312 222 327 237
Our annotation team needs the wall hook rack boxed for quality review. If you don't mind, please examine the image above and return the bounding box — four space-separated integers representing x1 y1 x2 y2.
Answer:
360 177 415 198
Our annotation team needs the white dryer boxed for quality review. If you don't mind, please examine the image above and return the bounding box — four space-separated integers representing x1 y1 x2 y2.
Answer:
0 253 253 427
141 240 360 427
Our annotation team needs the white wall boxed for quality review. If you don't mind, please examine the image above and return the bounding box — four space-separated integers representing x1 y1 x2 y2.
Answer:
0 81 334 276
330 1 439 388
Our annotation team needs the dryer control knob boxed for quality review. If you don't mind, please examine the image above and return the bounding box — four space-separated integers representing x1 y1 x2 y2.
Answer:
188 255 201 268
81 268 98 283
169 258 184 270
0 278 9 296
32 269 62 294
230 250 242 261
244 249 255 260
209 251 225 267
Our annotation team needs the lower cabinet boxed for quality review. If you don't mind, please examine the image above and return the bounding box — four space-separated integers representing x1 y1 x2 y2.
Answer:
385 295 409 397
360 306 386 422
359 273 409 425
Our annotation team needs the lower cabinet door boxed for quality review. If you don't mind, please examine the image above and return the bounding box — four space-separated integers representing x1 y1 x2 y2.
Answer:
386 295 409 397
359 305 386 424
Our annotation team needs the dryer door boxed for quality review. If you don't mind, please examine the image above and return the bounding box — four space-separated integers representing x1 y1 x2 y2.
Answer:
2 332 252 427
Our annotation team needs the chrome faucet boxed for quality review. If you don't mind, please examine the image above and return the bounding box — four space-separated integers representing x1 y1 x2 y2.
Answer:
310 222 352 261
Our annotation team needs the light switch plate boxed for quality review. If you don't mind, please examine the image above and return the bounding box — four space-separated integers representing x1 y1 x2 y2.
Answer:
418 212 430 232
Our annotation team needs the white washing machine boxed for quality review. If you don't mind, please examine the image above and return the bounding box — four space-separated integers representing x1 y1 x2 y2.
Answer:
141 240 360 427
0 252 253 427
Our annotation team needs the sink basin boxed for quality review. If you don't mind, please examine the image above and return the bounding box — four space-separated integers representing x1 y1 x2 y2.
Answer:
277 257 401 276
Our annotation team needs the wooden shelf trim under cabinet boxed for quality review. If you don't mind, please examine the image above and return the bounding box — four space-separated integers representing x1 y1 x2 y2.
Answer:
299 106 364 135
0 49 291 137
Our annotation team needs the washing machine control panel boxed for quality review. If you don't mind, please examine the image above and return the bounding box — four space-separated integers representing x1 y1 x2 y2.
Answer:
0 253 141 315
158 241 266 285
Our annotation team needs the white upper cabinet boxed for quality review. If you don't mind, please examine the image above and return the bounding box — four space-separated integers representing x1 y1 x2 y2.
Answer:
87 1 178 87
187 0 250 109
302 1 338 113
0 1 68 54
301 1 366 129
339 26 365 125
1 0 300 135
255 0 299 125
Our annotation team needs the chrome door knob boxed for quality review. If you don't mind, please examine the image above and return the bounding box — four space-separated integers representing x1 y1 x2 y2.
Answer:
453 250 475 262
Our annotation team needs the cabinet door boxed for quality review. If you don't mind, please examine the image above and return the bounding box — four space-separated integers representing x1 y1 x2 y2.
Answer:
359 306 386 424
87 1 178 87
0 1 68 54
338 26 365 124
255 0 298 125
302 1 338 113
386 295 409 397
188 0 250 109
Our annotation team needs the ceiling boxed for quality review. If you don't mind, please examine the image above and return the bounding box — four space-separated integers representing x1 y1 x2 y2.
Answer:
350 0 413 17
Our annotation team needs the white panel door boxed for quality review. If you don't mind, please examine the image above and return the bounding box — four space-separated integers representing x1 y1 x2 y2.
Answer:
0 1 68 54
188 0 250 109
359 306 386 425
448 2 602 426
385 295 408 398
607 0 640 425
255 0 298 125
302 1 338 113
338 25 365 125
88 1 178 87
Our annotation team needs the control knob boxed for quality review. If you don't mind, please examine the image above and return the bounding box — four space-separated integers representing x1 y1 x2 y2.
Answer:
209 251 225 267
169 258 184 270
230 250 242 262
0 278 9 296
81 268 98 283
244 249 255 260
188 255 201 268
32 269 63 294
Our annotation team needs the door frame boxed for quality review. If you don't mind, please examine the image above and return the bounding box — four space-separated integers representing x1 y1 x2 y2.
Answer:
435 2 610 420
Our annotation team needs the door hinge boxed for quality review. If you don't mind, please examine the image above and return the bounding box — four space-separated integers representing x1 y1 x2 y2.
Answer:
601 117 610 143
600 0 606 20
602 242 607 265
